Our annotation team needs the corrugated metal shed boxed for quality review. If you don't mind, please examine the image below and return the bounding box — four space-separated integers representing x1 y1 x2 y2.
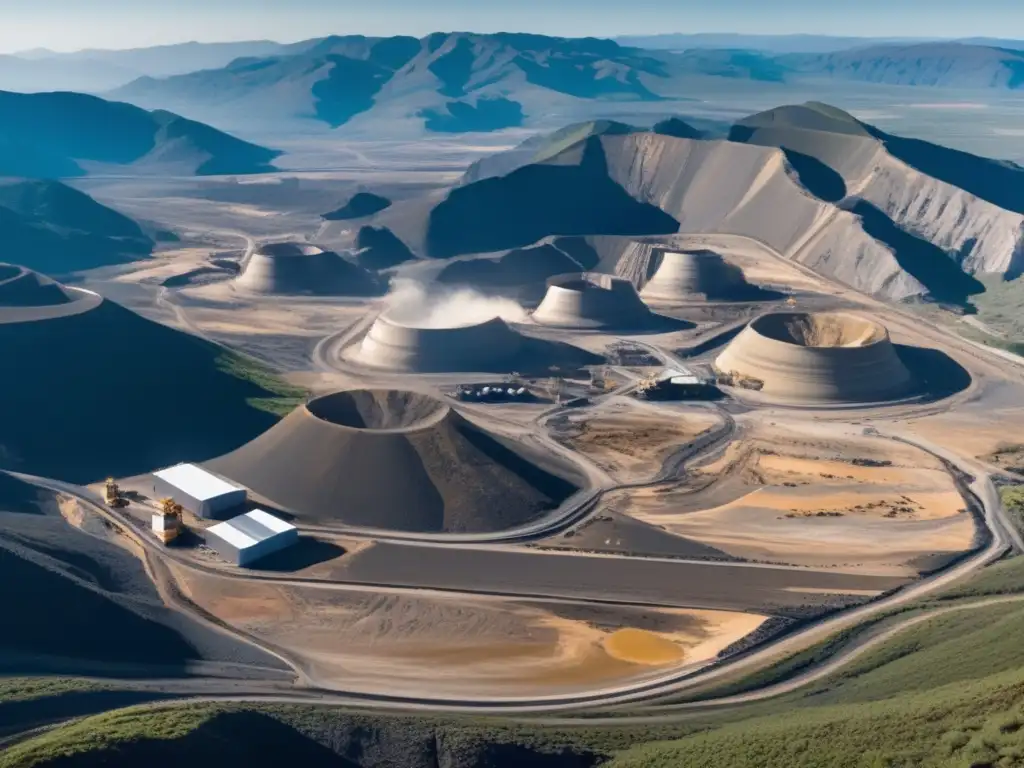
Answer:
151 463 246 519
205 509 298 567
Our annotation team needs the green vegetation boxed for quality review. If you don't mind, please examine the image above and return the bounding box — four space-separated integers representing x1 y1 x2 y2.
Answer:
794 601 1024 706
1001 485 1024 535
0 677 107 704
0 704 225 768
674 612 902 702
680 560 1024 705
967 273 1024 342
0 703 667 768
610 671 1024 768
215 351 307 416
938 554 1024 599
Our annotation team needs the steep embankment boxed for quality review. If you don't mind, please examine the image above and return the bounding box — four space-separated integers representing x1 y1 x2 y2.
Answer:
373 103 1020 306
0 475 287 675
732 103 1022 302
595 131 921 300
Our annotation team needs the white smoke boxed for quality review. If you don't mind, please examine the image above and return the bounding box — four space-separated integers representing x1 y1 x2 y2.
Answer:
382 278 527 328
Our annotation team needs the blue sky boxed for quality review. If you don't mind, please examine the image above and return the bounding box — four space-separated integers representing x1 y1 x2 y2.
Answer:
1 0 1018 52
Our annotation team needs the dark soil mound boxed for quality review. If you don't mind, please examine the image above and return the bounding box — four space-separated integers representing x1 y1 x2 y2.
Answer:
0 264 74 306
209 389 580 533
323 192 392 220
353 226 416 270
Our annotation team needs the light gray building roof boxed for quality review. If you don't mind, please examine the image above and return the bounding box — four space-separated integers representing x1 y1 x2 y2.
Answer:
153 463 243 501
658 366 703 385
207 509 296 550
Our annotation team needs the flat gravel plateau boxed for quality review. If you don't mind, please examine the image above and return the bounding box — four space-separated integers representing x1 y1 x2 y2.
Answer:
332 542 907 615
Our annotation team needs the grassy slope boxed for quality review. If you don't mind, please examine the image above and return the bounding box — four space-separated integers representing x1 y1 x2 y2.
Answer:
214 351 307 417
1 706 224 768
0 678 108 704
611 671 1024 768
1001 485 1024 536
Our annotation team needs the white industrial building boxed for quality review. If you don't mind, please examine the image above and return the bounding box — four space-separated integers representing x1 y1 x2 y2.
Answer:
659 367 704 386
150 463 246 520
205 509 298 567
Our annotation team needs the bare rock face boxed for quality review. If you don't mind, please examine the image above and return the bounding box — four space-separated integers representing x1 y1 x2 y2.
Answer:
715 311 915 403
532 272 653 329
598 133 920 301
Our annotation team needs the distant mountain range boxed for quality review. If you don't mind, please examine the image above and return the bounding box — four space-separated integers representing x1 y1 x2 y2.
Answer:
88 34 1024 137
616 33 929 53
5 33 1024 100
0 40 307 93
615 34 1023 53
778 43 1024 89
0 90 279 177
107 33 669 135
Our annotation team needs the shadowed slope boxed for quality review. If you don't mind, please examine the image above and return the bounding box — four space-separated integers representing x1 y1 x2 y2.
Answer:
426 136 679 258
323 192 392 220
844 200 986 304
0 264 74 306
0 479 286 675
0 179 153 273
209 389 579 533
353 226 416 270
0 90 278 177
0 297 284 482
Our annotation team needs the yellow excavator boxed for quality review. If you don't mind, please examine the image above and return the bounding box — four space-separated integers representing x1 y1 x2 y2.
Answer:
155 497 184 544
634 373 660 398
104 478 127 508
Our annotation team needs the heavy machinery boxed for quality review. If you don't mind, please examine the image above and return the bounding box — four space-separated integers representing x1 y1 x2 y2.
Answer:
153 497 184 544
634 373 660 398
104 478 127 508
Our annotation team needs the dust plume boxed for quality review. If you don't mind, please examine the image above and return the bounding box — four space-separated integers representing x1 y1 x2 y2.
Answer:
383 278 527 328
